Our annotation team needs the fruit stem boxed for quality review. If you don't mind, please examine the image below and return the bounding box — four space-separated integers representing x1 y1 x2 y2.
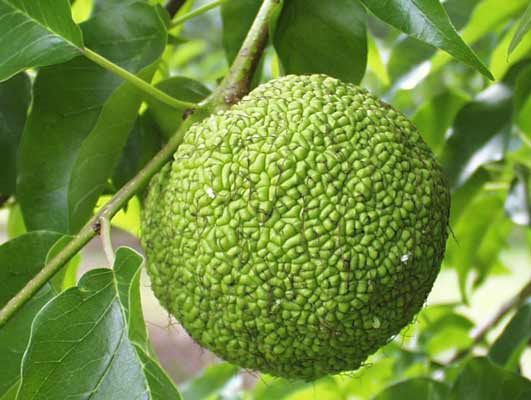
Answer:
0 0 282 328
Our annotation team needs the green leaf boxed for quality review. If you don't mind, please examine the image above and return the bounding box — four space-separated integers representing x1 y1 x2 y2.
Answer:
112 114 163 191
146 76 210 139
274 0 368 84
509 1 531 55
373 378 450 400
221 0 261 63
430 0 528 74
181 363 239 400
386 0 481 83
412 90 469 154
445 192 505 302
449 357 531 400
418 313 474 357
0 73 31 196
489 300 531 371
17 1 167 234
0 286 57 400
0 231 62 307
0 0 83 81
17 247 181 400
0 233 66 400
359 0 492 79
251 376 313 400
6 204 26 239
440 84 513 189
491 23 531 80
113 247 148 348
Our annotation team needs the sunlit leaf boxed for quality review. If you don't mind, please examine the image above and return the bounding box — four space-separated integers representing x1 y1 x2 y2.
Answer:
360 0 492 79
412 89 469 154
181 363 239 400
509 1 531 55
431 0 528 73
0 0 83 81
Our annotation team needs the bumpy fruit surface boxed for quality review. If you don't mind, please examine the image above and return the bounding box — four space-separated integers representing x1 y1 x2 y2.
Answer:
142 75 450 380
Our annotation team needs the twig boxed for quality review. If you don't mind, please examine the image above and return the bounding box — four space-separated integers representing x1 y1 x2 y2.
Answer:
166 0 186 18
98 216 115 266
447 278 531 364
171 0 227 27
0 0 282 328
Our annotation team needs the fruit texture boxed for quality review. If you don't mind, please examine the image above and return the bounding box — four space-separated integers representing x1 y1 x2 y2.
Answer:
141 74 450 380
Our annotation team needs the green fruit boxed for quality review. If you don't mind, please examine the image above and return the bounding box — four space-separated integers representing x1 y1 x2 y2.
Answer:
141 74 450 380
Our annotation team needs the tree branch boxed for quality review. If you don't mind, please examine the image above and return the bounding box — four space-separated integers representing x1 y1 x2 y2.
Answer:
447 278 531 364
166 0 186 18
0 0 282 328
210 0 281 107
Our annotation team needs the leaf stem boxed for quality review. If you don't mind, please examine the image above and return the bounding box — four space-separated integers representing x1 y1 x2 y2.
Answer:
0 0 281 328
447 278 531 364
82 48 198 110
171 0 227 27
98 216 115 266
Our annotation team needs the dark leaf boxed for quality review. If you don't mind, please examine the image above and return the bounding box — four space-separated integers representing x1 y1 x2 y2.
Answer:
112 114 163 191
17 1 167 234
0 73 31 196
0 0 83 81
489 300 531 371
440 84 513 189
359 0 493 79
221 0 261 63
373 378 449 400
0 233 65 399
0 231 62 307
449 357 531 400
274 0 368 84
